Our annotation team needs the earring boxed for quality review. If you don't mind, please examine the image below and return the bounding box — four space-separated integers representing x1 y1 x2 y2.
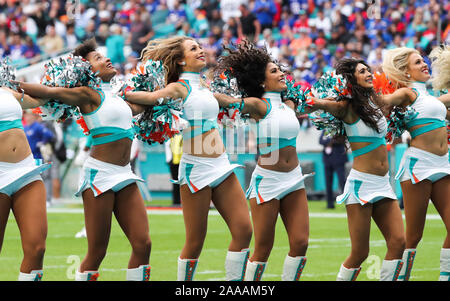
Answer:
406 73 411 78
180 61 186 66
261 83 265 88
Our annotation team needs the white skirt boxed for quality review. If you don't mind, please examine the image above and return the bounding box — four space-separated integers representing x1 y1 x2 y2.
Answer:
172 152 242 193
246 164 313 205
0 155 50 197
395 147 450 184
76 156 144 197
336 169 397 206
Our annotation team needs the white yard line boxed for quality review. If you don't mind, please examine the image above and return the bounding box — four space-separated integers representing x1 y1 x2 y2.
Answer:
44 207 442 220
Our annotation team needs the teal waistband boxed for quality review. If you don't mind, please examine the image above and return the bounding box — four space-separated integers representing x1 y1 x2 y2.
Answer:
0 119 24 132
90 127 135 146
182 119 218 139
406 118 446 138
348 136 386 158
257 137 297 155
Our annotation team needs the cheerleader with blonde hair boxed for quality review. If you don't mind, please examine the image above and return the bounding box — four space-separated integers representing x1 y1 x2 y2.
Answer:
381 46 450 281
124 36 252 281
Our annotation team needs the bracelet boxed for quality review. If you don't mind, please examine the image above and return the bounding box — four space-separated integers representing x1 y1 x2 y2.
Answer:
239 98 245 111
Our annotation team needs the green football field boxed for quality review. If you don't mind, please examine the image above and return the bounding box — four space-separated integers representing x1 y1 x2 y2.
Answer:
0 200 446 281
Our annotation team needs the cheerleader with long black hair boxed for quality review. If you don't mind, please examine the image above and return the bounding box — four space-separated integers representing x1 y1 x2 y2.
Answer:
307 58 405 281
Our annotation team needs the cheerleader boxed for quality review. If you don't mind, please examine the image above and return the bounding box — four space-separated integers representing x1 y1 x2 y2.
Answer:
0 86 51 281
382 47 450 281
16 39 152 281
308 58 405 281
213 40 311 281
124 36 252 281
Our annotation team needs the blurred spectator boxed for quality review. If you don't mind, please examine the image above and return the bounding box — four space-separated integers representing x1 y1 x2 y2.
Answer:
237 4 261 43
106 24 126 65
319 132 348 209
253 0 277 31
129 9 154 57
38 24 64 56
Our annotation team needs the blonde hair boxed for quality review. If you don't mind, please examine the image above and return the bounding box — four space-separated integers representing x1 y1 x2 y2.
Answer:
382 47 420 88
429 45 450 91
140 36 194 85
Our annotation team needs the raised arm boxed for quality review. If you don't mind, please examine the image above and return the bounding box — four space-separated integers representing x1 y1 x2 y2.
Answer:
124 82 186 106
16 81 99 107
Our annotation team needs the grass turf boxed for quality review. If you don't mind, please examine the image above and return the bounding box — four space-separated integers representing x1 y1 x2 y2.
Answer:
0 200 446 281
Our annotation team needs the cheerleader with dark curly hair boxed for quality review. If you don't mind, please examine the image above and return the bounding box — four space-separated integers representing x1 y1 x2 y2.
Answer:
306 58 405 281
213 40 311 281
15 39 152 281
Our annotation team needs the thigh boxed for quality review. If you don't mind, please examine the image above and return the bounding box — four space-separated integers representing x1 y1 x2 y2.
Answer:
279 188 309 241
431 176 450 232
372 198 405 243
180 184 212 240
400 179 432 236
82 188 115 247
113 183 149 242
211 173 251 234
248 196 280 246
0 193 12 251
345 203 373 249
11 181 47 247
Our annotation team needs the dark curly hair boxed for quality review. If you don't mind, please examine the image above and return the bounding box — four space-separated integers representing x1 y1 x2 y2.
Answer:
214 40 273 98
335 58 384 133
73 38 98 59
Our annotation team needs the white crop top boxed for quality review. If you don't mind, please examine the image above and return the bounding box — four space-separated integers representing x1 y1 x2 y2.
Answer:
406 82 447 138
0 88 23 132
257 92 300 154
82 82 134 145
177 72 219 139
0 88 22 121
343 103 387 157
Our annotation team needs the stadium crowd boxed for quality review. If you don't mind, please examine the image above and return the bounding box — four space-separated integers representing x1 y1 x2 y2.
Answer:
0 0 449 84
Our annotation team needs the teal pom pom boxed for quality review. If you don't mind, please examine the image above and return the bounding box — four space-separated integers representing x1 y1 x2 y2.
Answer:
127 60 188 144
38 54 101 122
0 58 19 91
385 106 418 143
308 71 349 137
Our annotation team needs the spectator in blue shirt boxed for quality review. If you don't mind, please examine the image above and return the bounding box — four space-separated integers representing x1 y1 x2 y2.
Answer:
23 111 54 160
252 0 277 30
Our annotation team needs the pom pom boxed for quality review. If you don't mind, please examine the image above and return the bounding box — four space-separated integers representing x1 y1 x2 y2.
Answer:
281 76 313 113
310 71 351 100
384 106 418 143
209 69 248 127
308 71 348 137
132 100 188 145
372 72 396 95
126 60 188 144
36 54 101 127
0 58 19 90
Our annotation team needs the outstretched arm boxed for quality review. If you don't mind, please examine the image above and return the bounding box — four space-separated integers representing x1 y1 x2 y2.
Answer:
124 82 187 106
305 97 349 120
15 81 98 107
213 93 268 121
381 87 417 107
2 87 47 109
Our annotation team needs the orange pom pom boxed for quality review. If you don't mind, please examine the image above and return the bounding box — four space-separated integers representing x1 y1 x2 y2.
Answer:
372 72 396 95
